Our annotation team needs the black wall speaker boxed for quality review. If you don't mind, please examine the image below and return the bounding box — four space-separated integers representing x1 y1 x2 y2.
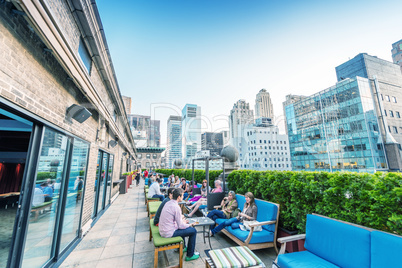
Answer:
108 140 118 148
66 104 92 123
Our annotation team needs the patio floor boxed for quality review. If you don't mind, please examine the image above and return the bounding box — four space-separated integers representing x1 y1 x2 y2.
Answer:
60 181 277 267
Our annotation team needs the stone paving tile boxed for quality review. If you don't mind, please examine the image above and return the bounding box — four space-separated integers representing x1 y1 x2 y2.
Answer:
105 234 135 247
135 231 150 242
111 227 136 236
133 240 154 254
96 254 133 268
75 237 109 251
61 248 103 266
99 243 134 260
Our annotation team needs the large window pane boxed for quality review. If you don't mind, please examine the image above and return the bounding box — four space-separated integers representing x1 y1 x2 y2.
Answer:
59 139 89 252
23 128 68 267
97 153 108 213
93 152 101 218
105 155 113 206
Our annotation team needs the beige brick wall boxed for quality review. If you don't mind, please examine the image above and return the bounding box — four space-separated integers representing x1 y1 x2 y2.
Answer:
0 3 131 228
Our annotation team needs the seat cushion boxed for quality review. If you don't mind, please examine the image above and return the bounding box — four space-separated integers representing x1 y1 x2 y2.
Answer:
371 230 402 268
305 214 371 268
149 219 183 247
209 246 263 268
277 251 339 268
225 226 274 244
149 201 162 213
254 199 278 232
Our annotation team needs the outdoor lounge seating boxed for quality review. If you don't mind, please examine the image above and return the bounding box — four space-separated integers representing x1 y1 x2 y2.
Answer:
149 201 162 218
215 194 279 252
149 219 183 268
30 201 53 221
275 214 402 268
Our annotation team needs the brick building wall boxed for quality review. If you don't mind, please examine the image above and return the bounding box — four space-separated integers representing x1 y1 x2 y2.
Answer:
0 1 135 229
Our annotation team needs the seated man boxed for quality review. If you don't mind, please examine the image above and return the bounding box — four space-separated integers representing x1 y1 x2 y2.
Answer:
185 179 223 218
148 178 164 201
153 187 175 226
159 188 200 261
40 182 53 202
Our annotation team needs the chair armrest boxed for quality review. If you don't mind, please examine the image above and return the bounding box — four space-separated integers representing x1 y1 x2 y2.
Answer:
248 220 276 227
213 205 221 209
277 234 306 243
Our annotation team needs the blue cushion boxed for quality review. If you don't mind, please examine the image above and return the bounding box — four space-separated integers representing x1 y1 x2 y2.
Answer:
277 251 339 268
236 195 245 212
199 205 207 210
197 183 202 188
254 199 277 232
225 226 274 244
371 230 402 268
305 214 371 268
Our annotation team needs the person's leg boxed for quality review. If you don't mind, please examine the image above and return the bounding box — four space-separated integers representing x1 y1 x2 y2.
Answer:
211 217 239 235
187 202 201 217
172 227 197 257
152 194 164 201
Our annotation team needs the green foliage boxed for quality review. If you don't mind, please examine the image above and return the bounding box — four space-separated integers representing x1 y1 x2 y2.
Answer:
225 170 402 235
36 172 56 182
155 169 223 187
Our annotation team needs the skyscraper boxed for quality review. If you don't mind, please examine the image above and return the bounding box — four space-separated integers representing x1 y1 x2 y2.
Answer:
167 115 182 168
182 104 201 165
229 100 254 141
391 39 402 71
336 53 402 170
127 114 161 147
255 89 274 120
201 132 223 156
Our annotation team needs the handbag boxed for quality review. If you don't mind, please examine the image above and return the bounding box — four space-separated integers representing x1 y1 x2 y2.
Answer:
240 220 262 232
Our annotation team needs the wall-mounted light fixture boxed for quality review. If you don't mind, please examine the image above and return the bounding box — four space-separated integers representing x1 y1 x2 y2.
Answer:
66 104 92 123
108 140 118 148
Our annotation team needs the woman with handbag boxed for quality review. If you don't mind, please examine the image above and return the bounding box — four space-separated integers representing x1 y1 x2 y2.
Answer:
209 192 257 236
207 191 238 230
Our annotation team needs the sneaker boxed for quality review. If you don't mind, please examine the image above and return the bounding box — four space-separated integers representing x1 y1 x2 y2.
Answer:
175 247 187 253
185 254 200 261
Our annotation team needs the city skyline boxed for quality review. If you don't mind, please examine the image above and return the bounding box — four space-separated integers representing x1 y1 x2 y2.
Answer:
97 0 402 147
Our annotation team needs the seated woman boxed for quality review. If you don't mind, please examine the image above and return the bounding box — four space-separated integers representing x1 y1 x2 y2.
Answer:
173 176 181 188
188 180 210 202
209 192 257 236
207 190 238 229
185 180 222 218
180 178 189 199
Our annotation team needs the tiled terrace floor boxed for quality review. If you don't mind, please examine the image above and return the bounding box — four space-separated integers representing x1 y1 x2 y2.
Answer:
61 181 277 267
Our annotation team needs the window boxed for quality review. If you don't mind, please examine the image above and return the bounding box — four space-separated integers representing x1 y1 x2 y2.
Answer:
153 154 157 159
384 110 387 116
146 162 150 168
386 95 390 102
146 154 150 159
392 96 397 103
78 38 92 73
390 110 394 117
138 154 142 159
381 94 384 100
393 126 398 133
397 111 401 118
388 126 391 132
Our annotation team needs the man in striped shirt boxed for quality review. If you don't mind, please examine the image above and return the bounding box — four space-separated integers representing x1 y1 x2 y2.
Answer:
159 188 200 261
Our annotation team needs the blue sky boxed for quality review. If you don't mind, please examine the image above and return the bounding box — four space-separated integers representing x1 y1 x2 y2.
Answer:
97 0 402 145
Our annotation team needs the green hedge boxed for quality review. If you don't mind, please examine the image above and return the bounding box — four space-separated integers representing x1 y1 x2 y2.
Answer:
155 169 223 188
227 170 402 235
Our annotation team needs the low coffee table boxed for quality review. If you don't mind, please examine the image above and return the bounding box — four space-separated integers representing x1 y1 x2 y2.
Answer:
188 216 215 249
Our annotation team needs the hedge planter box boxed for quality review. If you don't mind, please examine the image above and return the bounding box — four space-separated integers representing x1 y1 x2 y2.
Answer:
277 227 299 253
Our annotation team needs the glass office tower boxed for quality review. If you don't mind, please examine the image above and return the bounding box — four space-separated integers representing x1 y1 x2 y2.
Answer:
285 77 388 173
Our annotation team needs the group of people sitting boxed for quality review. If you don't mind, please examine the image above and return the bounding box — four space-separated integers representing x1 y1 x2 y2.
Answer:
150 177 258 262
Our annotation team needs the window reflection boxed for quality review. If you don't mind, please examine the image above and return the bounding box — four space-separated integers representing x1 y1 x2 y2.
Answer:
23 128 68 267
59 139 89 252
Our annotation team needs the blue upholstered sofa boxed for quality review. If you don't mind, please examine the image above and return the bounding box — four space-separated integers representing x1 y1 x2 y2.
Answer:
276 214 402 268
215 194 279 252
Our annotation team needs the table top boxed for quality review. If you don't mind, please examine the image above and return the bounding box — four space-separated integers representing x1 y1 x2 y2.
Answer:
188 217 215 226
0 192 20 198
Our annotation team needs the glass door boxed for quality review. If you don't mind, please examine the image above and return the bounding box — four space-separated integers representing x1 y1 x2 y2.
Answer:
93 151 113 218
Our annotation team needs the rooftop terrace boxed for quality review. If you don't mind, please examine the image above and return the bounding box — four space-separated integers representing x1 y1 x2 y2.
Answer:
60 181 277 267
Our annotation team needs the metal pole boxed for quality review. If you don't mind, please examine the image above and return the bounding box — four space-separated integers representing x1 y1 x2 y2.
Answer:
206 158 210 210
191 159 195 185
222 157 226 193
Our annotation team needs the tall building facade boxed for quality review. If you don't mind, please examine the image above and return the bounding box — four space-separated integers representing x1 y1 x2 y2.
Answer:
127 114 160 147
0 1 136 267
255 89 274 120
167 116 182 168
283 95 308 133
182 104 201 165
239 125 291 171
122 95 132 115
201 132 223 156
221 130 230 146
391 39 402 71
336 53 402 170
284 77 388 173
